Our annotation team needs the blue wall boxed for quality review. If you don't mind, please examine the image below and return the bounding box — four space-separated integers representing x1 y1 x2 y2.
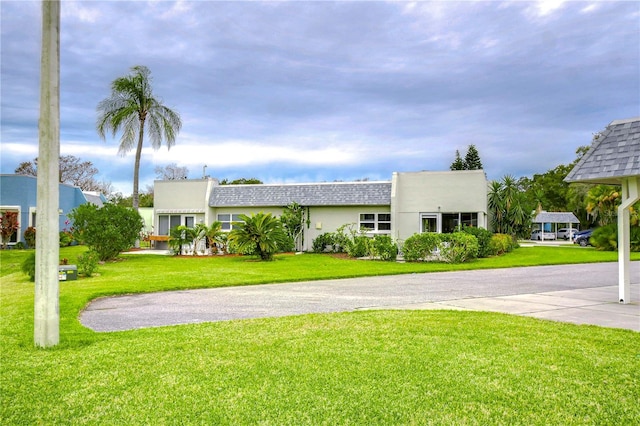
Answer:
0 174 91 246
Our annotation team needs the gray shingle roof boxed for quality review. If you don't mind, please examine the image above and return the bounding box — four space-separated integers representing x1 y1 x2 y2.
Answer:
565 117 640 184
533 212 580 224
209 182 392 207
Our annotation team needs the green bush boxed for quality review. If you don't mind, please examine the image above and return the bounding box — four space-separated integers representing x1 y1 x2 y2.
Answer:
401 233 441 262
489 233 516 255
59 231 73 247
312 233 336 253
346 235 369 258
591 225 640 251
21 252 36 281
440 232 479 263
68 203 144 261
462 226 493 258
370 235 398 261
77 250 100 277
23 226 36 248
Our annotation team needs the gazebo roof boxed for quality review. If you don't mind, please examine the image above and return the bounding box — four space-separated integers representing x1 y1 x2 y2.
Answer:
565 117 640 185
532 211 580 224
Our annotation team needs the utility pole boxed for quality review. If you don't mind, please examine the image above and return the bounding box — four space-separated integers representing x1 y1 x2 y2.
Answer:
34 0 60 347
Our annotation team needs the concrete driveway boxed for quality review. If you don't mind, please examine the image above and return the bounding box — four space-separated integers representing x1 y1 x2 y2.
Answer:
81 262 640 332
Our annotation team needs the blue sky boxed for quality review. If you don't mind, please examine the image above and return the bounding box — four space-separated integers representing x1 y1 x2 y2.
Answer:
1 1 638 195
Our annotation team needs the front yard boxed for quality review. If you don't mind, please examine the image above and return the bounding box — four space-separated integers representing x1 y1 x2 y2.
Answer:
1 246 639 424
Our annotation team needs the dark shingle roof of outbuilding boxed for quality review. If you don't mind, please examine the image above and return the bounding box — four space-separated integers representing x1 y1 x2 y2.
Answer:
533 212 580 224
565 117 640 185
209 182 392 207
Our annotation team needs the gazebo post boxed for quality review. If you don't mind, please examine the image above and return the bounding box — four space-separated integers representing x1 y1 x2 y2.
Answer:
618 177 639 304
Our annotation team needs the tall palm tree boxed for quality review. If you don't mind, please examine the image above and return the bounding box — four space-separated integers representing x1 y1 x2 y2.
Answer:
97 65 181 210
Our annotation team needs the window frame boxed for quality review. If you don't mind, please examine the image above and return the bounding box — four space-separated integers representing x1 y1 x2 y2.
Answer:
358 212 391 233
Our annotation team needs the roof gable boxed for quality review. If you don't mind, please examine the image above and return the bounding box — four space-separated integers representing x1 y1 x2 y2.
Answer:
209 182 392 207
533 211 580 224
565 117 640 184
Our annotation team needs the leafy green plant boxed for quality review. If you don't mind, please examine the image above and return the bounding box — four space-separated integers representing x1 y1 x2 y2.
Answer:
21 252 36 281
228 212 289 261
346 235 369 258
68 203 144 261
23 227 36 249
169 225 191 255
462 226 493 257
59 231 73 247
77 250 99 277
312 233 336 253
440 232 479 263
489 233 516 255
205 221 226 254
370 235 398 261
281 202 306 251
402 233 441 261
591 224 640 251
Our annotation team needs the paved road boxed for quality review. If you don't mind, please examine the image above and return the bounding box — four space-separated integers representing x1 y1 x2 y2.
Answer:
81 262 640 332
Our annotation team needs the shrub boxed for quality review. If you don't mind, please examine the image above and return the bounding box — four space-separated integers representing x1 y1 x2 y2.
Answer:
77 250 100 277
21 252 36 281
402 233 441 262
489 233 516 255
14 242 25 249
440 232 479 263
591 225 640 252
370 235 398 261
462 226 493 258
312 233 336 253
24 227 36 248
59 231 73 247
68 203 144 261
346 235 369 258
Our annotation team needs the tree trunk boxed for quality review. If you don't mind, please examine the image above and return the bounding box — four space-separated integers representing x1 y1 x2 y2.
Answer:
132 121 145 211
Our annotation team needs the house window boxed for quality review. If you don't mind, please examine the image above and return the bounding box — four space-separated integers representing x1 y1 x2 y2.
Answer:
217 213 243 231
461 213 478 228
422 212 479 234
421 214 438 233
158 215 184 235
359 213 391 232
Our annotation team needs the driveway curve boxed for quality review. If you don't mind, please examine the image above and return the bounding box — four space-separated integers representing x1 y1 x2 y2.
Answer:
81 262 639 332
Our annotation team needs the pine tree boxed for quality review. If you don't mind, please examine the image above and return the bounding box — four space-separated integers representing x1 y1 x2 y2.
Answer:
464 144 483 170
450 150 466 170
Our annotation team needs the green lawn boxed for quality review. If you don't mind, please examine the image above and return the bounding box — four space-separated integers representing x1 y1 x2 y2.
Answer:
1 246 639 424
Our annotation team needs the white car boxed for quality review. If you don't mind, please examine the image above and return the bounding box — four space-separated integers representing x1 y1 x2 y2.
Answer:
557 228 578 240
530 230 557 240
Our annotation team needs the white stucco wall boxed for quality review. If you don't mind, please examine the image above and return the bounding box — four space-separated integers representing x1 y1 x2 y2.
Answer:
153 171 488 251
211 205 389 251
154 179 212 212
391 170 488 242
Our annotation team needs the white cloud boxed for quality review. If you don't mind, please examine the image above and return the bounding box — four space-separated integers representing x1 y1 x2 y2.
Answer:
62 1 101 23
147 140 360 168
529 0 567 17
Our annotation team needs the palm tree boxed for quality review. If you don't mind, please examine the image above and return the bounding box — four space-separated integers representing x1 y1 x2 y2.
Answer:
228 213 289 261
97 65 181 210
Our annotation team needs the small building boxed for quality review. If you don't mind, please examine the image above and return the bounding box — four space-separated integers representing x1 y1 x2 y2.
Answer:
153 170 489 251
565 117 640 303
531 211 580 239
0 174 107 247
